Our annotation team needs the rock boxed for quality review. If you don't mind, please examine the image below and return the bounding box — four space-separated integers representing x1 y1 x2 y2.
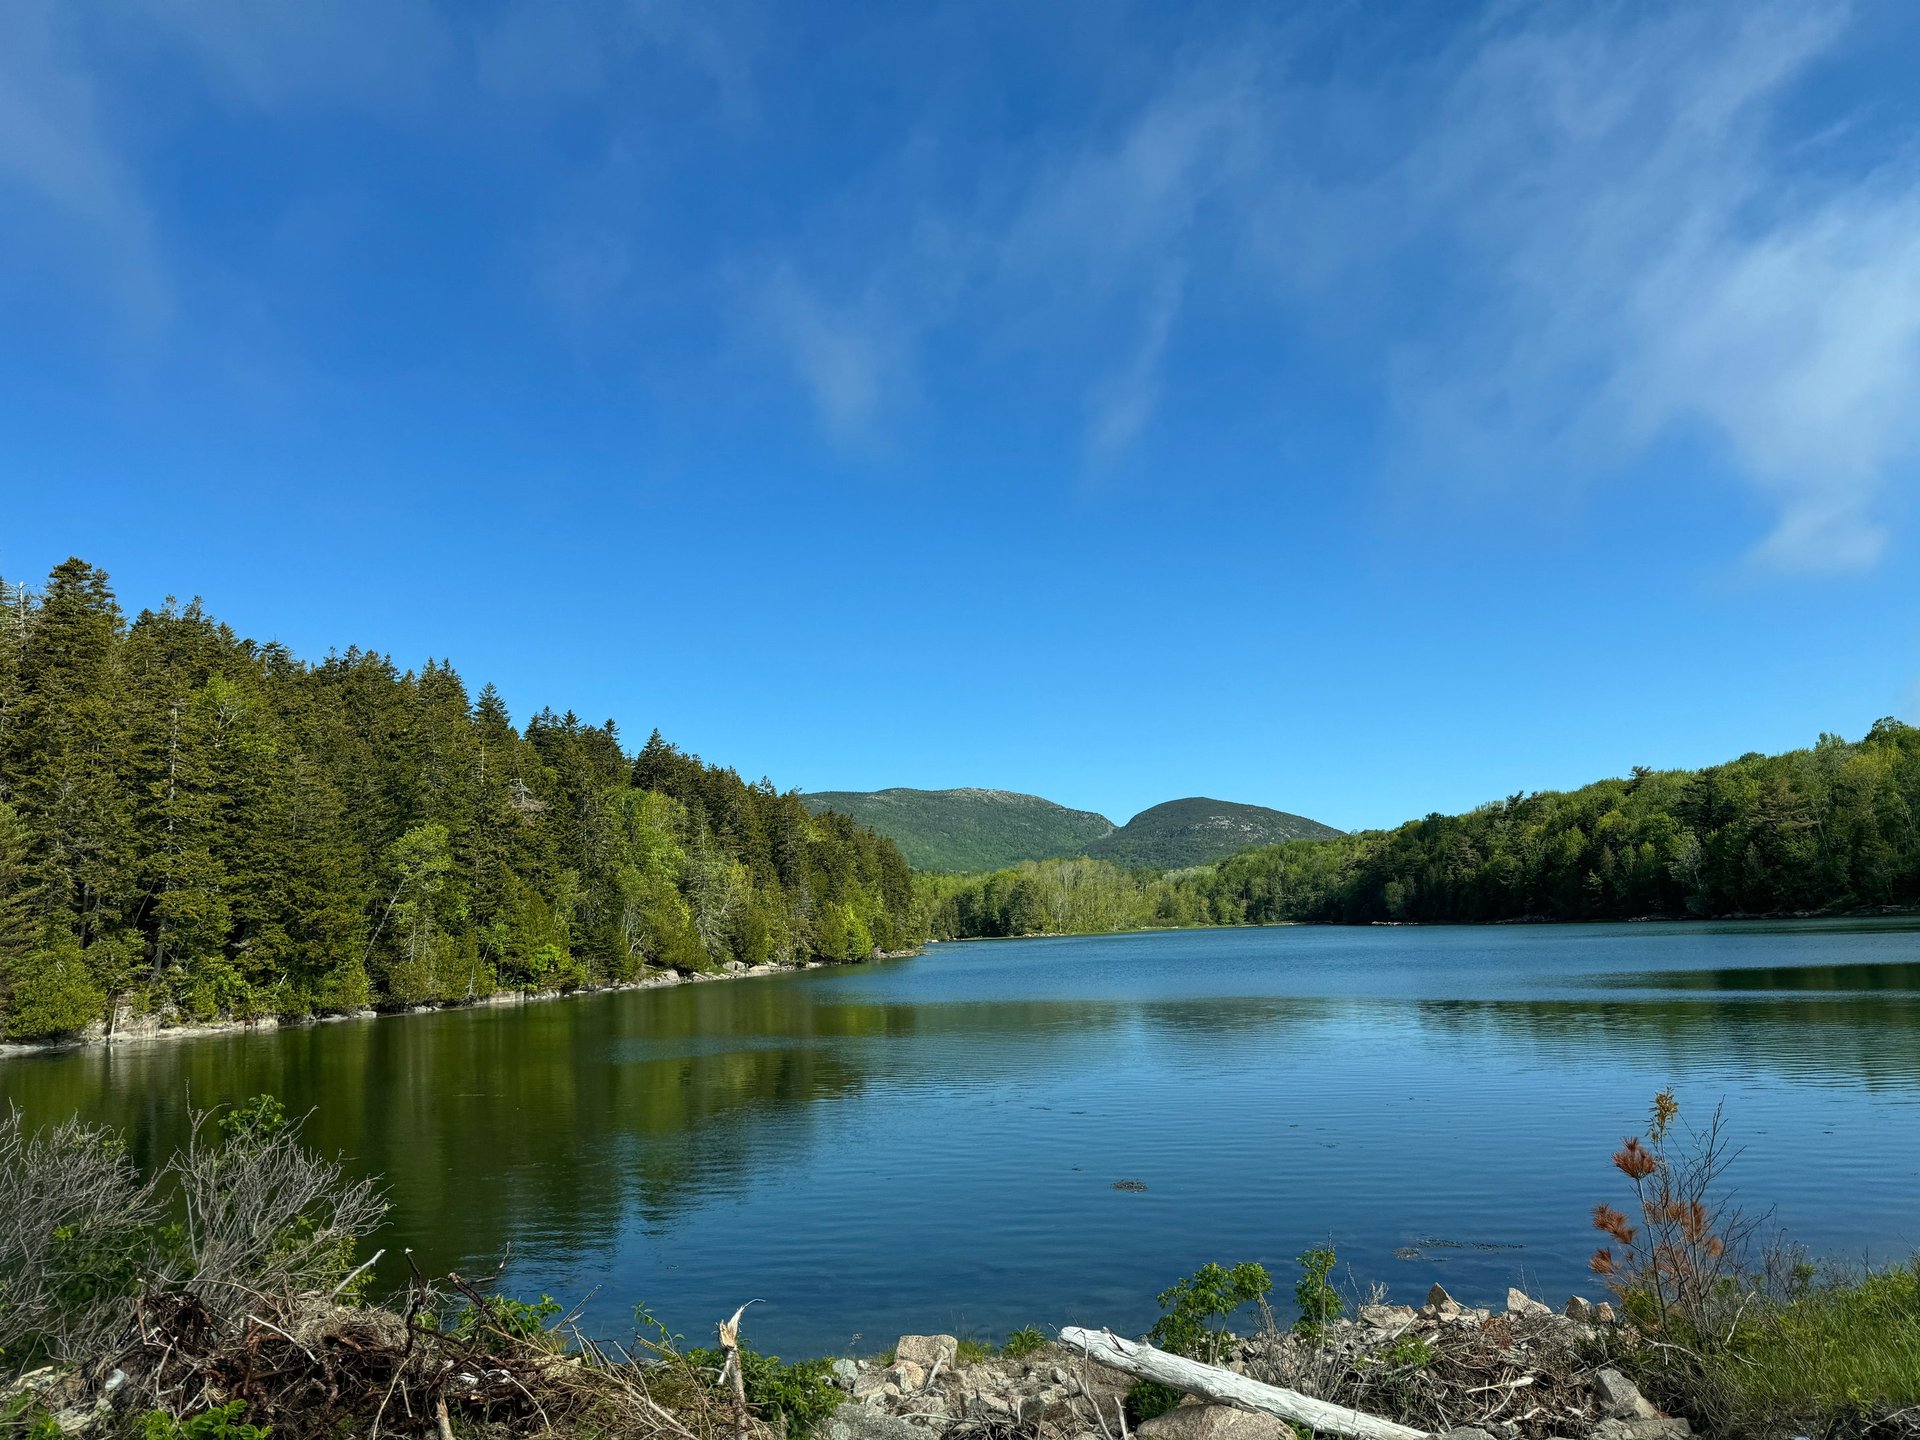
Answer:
852 1371 890 1402
1564 1296 1595 1322
830 1358 861 1389
1437 1430 1496 1440
895 1334 959 1372
1358 1303 1417 1329
1424 1282 1461 1315
887 1361 927 1391
1594 1300 1617 1325
1594 1368 1659 1421
825 1403 923 1440
1593 1424 1689 1440
1506 1287 1553 1318
1136 1404 1301 1440
966 1392 1013 1420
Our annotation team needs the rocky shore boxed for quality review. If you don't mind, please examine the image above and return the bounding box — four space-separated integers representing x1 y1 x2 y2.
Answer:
824 1286 1689 1440
0 949 923 1059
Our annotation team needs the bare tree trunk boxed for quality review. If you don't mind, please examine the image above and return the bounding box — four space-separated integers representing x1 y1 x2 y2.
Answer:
718 1303 754 1440
1057 1327 1430 1440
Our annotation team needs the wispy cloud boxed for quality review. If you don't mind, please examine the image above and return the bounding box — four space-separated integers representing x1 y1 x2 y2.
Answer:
0 0 165 323
1328 2 1920 572
744 2 1920 565
1086 265 1185 467
756 266 906 447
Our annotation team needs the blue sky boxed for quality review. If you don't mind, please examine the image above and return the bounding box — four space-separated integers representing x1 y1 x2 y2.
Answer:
4 0 1920 831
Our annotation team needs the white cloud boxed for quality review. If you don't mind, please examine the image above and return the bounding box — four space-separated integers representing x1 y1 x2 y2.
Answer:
1343 2 1920 571
0 0 165 321
757 267 905 446
748 2 1920 565
1086 265 1185 466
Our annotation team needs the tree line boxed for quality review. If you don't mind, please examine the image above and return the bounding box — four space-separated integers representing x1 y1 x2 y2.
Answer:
0 559 916 1040
917 721 1920 938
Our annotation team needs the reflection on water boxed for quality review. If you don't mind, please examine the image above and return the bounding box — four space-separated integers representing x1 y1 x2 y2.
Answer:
5 920 1919 1355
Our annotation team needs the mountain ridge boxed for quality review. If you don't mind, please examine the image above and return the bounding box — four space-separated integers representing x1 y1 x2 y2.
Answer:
801 786 1340 872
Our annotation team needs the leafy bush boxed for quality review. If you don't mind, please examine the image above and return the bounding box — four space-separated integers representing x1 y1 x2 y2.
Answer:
1292 1248 1343 1338
1149 1261 1273 1365
1124 1380 1185 1427
140 1402 271 1440
0 1109 161 1370
450 1293 565 1354
688 1344 841 1437
1001 1324 1047 1359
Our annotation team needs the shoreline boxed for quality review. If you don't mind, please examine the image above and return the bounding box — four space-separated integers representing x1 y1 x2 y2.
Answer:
0 947 924 1061
933 903 1920 945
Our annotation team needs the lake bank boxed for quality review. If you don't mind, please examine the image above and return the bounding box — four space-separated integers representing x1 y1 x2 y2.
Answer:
0 947 926 1060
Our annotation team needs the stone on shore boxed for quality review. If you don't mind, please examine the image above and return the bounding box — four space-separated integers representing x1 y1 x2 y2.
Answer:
1594 1368 1660 1420
1136 1403 1300 1440
825 1403 922 1440
1507 1287 1553 1318
894 1334 959 1372
1423 1282 1461 1315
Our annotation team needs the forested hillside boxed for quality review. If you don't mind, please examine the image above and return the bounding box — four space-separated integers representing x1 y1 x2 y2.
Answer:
0 559 916 1041
1086 797 1341 868
802 788 1339 871
799 788 1114 871
919 724 1920 938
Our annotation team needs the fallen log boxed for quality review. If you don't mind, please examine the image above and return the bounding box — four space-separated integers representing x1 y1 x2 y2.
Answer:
1057 1327 1432 1440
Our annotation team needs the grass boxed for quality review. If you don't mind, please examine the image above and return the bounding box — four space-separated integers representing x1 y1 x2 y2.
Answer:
1689 1258 1920 1432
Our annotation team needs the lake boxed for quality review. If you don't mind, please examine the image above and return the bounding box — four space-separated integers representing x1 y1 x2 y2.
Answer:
5 920 1919 1358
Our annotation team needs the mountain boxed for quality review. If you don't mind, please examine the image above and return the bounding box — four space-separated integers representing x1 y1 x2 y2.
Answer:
1087 797 1344 870
801 788 1341 872
800 788 1114 873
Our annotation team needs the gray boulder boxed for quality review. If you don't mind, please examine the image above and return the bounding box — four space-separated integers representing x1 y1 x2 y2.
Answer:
1506 1287 1553 1319
824 1406 922 1440
895 1334 959 1372
1594 1368 1660 1421
1136 1404 1300 1440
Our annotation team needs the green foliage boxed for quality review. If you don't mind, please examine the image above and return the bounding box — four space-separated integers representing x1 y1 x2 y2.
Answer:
1622 1256 1920 1438
1382 1335 1431 1369
1124 1381 1185 1427
955 1335 994 1366
1292 1248 1343 1338
450 1292 565 1354
0 560 920 1036
140 1401 270 1440
1000 1324 1047 1359
1 1390 62 1440
2 935 106 1038
928 723 1920 940
1087 798 1341 870
801 788 1117 873
688 1345 841 1437
810 789 1339 876
1148 1261 1273 1365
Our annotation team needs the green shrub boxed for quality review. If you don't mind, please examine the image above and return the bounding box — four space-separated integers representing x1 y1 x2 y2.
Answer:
1292 1248 1343 1338
1001 1325 1047 1359
1148 1261 1273 1364
140 1401 270 1440
450 1292 565 1353
955 1335 993 1366
689 1345 841 1437
1124 1380 1185 1427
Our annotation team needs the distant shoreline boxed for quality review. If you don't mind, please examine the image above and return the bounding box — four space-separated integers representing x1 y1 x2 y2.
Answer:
932 903 1920 944
0 948 923 1061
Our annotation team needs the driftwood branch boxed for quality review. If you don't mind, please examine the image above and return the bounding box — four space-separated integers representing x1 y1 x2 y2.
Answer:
1057 1327 1431 1440
717 1301 759 1440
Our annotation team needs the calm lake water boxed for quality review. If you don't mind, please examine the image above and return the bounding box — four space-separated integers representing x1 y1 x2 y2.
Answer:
6 921 1920 1357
